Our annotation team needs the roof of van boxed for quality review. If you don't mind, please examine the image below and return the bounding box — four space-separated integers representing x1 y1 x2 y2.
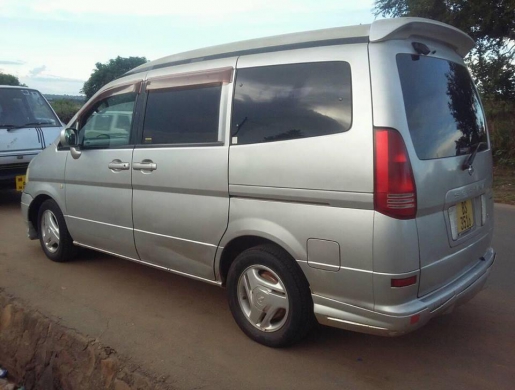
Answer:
126 17 475 76
0 85 35 89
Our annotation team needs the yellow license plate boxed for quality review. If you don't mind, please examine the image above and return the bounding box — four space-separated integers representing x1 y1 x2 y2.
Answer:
456 199 474 234
15 175 26 192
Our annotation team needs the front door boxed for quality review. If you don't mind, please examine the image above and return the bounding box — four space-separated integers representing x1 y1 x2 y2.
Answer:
64 82 142 259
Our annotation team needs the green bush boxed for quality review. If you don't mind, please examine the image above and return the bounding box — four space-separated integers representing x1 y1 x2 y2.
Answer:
0 72 26 86
50 99 83 124
484 100 515 167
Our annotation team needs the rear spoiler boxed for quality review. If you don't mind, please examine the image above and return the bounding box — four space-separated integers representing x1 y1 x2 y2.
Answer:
369 17 475 57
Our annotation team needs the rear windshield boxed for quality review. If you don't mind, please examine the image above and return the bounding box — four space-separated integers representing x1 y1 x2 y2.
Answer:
0 88 60 128
397 54 487 160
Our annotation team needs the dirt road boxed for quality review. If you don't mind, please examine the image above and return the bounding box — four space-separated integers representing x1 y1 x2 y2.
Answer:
1 190 513 389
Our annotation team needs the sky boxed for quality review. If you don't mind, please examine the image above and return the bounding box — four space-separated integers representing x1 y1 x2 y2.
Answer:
0 0 377 95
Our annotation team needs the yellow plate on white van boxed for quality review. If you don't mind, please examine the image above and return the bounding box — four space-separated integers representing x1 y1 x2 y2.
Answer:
15 175 26 192
456 199 474 234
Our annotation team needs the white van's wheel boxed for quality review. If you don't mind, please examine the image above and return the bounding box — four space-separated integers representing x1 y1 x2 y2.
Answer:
38 199 77 262
227 244 313 347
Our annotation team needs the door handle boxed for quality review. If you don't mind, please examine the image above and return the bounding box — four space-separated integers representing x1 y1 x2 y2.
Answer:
108 160 130 171
133 160 157 171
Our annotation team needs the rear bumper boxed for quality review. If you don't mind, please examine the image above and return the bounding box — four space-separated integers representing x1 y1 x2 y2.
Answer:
314 247 495 336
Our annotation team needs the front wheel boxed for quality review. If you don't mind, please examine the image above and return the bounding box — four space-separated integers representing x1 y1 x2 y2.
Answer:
227 244 313 347
38 199 77 262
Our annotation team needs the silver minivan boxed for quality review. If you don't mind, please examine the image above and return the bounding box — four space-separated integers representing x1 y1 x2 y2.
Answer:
1 86 62 191
21 17 495 347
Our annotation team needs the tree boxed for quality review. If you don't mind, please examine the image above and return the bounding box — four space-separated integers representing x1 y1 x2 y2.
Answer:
374 0 515 100
81 56 147 100
0 72 27 87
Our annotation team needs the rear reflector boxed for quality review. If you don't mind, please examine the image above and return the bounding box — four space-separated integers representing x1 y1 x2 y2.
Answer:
374 128 417 219
481 194 487 225
410 314 421 325
448 205 459 240
391 276 417 288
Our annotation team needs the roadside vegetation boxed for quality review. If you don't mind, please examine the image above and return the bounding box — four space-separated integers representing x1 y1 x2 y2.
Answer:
0 72 26 86
49 98 84 123
493 167 515 205
487 100 515 205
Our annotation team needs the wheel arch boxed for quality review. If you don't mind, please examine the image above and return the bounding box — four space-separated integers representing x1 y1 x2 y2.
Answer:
27 182 68 233
28 194 53 233
217 234 308 287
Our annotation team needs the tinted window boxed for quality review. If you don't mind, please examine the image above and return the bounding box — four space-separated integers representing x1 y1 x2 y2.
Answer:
231 62 352 145
80 92 136 149
142 85 221 144
397 54 488 160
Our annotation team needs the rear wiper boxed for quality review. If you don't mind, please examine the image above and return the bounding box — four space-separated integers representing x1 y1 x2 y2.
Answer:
462 142 486 171
232 116 248 137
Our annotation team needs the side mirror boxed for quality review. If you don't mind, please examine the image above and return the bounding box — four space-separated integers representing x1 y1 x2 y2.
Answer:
60 128 78 147
60 128 82 159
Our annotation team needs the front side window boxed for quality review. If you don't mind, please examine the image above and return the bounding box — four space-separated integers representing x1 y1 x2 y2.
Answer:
80 92 136 149
142 85 221 145
231 62 352 145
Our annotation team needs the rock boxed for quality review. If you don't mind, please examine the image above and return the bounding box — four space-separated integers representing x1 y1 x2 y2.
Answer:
100 357 119 387
14 330 36 371
84 344 97 376
0 304 13 332
114 379 132 390
132 372 152 390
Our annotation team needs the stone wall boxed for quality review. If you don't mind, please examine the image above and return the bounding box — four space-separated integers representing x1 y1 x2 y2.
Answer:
0 291 170 390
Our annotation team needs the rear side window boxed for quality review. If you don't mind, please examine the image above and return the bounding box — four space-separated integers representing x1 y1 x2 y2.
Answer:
397 54 488 160
231 62 352 145
142 85 221 145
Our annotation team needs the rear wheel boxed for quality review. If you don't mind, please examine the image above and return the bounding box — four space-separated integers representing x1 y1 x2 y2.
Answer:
227 244 313 347
38 199 77 262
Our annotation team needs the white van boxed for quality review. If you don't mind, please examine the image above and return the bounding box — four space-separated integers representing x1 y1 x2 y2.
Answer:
0 86 62 191
21 18 495 347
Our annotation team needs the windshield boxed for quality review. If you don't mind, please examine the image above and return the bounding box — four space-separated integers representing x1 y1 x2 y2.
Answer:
397 54 488 160
0 88 60 128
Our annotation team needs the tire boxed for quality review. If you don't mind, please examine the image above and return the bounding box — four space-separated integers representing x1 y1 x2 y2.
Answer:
227 244 313 347
38 199 77 262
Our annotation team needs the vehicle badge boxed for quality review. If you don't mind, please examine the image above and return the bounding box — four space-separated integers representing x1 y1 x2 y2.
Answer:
468 164 474 176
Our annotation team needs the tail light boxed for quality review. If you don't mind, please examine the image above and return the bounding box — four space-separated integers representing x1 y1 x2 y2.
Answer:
374 128 417 219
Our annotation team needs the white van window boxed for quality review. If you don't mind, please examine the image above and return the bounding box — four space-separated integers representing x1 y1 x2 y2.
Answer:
397 54 488 160
231 62 352 145
80 92 136 149
0 88 59 128
142 85 221 145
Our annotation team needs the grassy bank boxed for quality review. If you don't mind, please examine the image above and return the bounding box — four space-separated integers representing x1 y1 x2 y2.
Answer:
493 166 515 205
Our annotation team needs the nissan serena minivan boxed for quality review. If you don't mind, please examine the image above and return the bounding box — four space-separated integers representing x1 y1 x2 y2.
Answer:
21 17 495 347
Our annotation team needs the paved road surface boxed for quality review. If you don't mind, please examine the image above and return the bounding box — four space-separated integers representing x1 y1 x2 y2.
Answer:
0 190 513 390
